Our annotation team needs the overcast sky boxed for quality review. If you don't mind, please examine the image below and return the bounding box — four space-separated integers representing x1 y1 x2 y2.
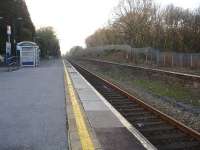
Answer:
25 0 200 54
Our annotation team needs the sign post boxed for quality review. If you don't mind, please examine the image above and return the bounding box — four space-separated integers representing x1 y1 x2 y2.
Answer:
6 25 12 64
6 42 11 55
7 25 11 42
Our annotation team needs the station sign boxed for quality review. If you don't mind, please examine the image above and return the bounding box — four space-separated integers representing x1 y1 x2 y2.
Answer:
7 25 11 35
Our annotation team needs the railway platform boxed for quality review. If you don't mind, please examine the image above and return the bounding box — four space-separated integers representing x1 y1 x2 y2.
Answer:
0 59 68 150
64 60 154 150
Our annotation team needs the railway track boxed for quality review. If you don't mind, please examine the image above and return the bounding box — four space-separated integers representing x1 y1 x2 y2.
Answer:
76 58 200 86
69 60 200 150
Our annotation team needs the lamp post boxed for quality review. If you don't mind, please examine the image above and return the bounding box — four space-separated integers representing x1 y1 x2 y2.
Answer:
12 0 23 45
13 17 23 44
0 17 3 56
11 17 23 65
0 17 3 37
5 25 12 64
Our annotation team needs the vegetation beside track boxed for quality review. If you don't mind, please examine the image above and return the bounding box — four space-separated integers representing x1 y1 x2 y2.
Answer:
87 60 200 106
133 79 199 106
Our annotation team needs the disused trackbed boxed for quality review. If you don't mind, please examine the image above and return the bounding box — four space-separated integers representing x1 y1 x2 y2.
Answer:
69 60 200 150
78 58 200 83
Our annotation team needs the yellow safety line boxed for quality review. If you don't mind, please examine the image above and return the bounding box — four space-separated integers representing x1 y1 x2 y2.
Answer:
63 61 94 150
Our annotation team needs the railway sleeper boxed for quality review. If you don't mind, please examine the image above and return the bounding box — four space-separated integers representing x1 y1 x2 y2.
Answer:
127 112 156 119
122 111 151 117
129 119 161 126
108 99 133 103
99 91 122 95
95 89 115 94
156 141 200 150
109 99 135 103
112 102 138 107
148 133 187 143
134 120 164 127
104 96 126 99
128 115 158 122
118 107 145 113
101 93 123 97
104 96 129 99
139 124 174 133
114 104 142 110
152 136 198 147
133 121 169 129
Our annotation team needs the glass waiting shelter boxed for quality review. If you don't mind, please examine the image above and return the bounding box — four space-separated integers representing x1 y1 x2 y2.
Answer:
17 41 40 67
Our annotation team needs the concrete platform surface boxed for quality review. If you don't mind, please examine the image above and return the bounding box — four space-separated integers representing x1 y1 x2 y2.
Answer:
0 59 68 150
66 61 146 150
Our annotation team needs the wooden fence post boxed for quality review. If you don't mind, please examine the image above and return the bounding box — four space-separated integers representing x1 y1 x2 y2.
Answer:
146 53 148 64
190 54 193 68
163 54 166 66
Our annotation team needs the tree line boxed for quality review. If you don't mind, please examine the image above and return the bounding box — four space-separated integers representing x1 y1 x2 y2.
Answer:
36 27 61 58
86 0 200 52
0 0 61 58
0 0 35 55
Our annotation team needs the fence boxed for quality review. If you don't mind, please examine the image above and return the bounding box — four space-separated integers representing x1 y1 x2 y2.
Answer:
82 45 200 69
131 48 200 68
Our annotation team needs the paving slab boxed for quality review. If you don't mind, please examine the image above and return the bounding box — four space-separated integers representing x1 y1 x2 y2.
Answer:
86 111 123 128
95 127 145 150
77 92 101 102
0 59 68 150
82 101 109 111
72 79 91 90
